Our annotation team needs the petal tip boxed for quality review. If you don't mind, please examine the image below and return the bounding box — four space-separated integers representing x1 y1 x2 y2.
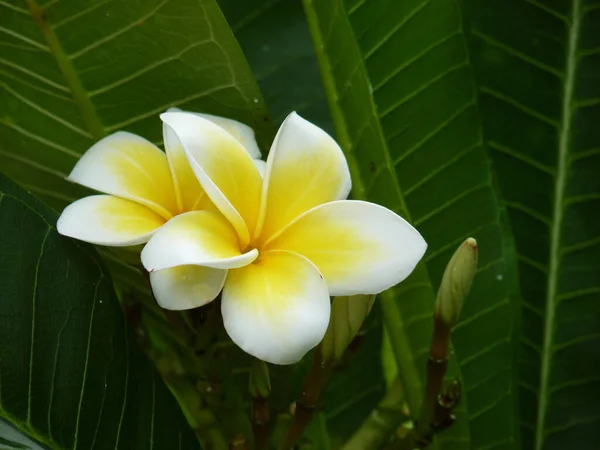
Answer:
159 111 174 123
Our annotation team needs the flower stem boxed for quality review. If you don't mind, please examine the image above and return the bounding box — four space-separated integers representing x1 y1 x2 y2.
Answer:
414 315 452 446
195 299 222 352
341 378 407 450
283 349 332 448
252 397 270 450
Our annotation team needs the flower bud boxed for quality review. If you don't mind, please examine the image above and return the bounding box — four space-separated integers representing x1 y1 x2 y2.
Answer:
249 358 271 399
321 294 376 362
435 238 478 328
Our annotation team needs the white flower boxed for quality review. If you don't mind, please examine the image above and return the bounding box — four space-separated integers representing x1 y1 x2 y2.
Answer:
57 109 263 246
141 111 427 365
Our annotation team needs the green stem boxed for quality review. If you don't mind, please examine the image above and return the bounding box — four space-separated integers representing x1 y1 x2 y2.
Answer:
167 378 227 450
379 290 423 416
341 378 407 450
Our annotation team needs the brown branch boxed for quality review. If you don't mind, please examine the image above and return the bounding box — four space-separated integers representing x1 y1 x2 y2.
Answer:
414 315 452 447
252 397 270 450
283 349 332 448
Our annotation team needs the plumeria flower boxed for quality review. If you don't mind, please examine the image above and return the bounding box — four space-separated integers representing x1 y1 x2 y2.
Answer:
57 109 265 290
141 111 427 365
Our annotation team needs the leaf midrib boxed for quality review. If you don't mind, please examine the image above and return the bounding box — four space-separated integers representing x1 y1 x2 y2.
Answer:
24 0 105 140
536 0 581 448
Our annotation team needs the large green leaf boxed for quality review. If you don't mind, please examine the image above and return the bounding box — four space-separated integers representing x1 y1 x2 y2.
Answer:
0 0 270 211
0 174 200 449
303 0 520 448
218 0 333 132
462 1 600 448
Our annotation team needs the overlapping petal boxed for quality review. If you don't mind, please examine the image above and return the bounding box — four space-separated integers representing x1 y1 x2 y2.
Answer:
141 210 257 272
149 265 227 310
57 195 165 246
265 200 427 296
255 112 352 244
67 132 177 220
222 250 331 365
167 107 261 159
253 159 266 177
163 123 216 213
161 112 262 247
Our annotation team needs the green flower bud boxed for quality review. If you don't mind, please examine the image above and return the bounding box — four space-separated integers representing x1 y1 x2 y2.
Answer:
249 358 271 399
435 238 478 328
321 294 376 362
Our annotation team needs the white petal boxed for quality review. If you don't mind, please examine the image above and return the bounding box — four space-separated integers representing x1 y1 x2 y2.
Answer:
167 107 261 159
67 132 177 219
163 123 208 213
265 200 427 296
222 250 331 365
255 112 351 244
160 111 262 248
141 210 257 272
149 266 226 310
253 159 266 177
57 195 165 246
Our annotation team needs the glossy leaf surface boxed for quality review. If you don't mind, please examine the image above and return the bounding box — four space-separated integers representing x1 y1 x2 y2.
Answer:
0 174 200 449
464 1 600 448
303 0 520 448
0 0 270 211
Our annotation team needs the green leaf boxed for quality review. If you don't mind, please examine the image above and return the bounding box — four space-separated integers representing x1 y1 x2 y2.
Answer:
463 1 600 448
320 306 385 443
0 0 270 211
302 413 332 450
218 0 333 132
0 174 200 449
303 0 520 448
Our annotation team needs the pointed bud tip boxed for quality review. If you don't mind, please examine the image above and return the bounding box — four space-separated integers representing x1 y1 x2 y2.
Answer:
463 237 478 262
465 237 477 250
435 238 479 327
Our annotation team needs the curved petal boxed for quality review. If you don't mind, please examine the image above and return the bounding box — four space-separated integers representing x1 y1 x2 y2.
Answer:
163 123 218 213
68 132 177 220
57 195 165 246
253 159 266 178
141 210 258 272
265 200 427 296
167 107 261 159
254 112 351 245
160 112 262 247
222 250 331 365
149 265 227 310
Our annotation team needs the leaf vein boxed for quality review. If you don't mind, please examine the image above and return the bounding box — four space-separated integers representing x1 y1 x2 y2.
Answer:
68 0 170 61
471 28 563 78
364 0 432 60
374 31 462 94
27 227 51 425
480 86 559 128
